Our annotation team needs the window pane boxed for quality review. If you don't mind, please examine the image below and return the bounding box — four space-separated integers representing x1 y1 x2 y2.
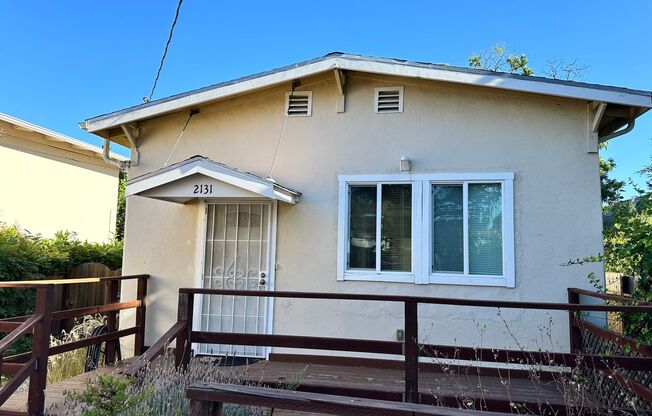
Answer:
348 186 377 269
432 185 464 273
468 183 503 276
381 184 411 272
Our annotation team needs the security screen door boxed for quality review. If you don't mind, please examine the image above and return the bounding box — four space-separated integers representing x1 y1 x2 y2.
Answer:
198 203 271 357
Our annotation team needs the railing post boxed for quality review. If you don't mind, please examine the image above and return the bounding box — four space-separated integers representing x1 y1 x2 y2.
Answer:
189 399 223 416
104 279 120 365
568 289 582 353
28 285 54 416
175 292 194 369
134 276 148 356
404 301 419 403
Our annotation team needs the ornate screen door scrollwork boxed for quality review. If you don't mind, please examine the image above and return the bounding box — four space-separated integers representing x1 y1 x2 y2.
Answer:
198 203 271 357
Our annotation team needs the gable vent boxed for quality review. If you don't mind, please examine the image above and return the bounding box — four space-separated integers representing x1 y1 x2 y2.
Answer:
285 91 312 116
374 86 404 113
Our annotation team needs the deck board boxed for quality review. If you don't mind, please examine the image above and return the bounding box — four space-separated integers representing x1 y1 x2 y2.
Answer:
233 360 576 410
0 359 134 415
0 356 589 415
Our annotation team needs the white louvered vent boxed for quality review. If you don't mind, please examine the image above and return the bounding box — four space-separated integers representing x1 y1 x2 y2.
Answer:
285 91 312 116
374 86 404 113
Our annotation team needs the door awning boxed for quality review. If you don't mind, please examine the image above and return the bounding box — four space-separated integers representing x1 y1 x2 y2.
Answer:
126 155 301 204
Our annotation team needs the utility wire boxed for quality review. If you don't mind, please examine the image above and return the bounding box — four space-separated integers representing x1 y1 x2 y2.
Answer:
164 109 197 166
145 0 184 103
268 83 297 179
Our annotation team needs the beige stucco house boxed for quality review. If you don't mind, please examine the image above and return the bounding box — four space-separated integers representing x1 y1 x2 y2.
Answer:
81 53 652 357
0 113 124 242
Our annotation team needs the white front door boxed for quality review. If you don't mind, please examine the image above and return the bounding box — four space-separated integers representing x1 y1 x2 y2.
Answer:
198 202 272 357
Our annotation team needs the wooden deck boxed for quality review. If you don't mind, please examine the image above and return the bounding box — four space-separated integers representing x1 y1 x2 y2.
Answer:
231 358 585 414
0 359 135 415
0 355 589 415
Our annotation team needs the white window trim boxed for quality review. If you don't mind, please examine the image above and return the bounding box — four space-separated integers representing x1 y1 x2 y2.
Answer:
336 179 419 283
285 91 312 117
374 86 404 113
337 173 515 288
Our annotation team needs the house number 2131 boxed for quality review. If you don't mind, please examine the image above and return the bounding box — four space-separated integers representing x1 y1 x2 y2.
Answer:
193 184 213 194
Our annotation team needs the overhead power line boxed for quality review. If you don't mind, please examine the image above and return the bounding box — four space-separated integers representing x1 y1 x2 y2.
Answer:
145 0 184 103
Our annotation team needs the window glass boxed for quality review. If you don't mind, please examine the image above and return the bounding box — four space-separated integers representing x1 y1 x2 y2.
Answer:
381 184 411 272
468 183 503 275
431 185 464 273
348 186 377 269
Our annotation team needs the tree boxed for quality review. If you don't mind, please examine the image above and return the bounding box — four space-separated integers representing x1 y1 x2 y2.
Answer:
115 171 126 241
601 160 652 344
468 43 588 80
544 58 589 81
468 43 534 76
600 147 625 205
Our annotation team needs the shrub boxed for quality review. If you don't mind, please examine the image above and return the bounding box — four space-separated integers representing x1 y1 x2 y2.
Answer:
64 373 149 416
48 315 106 384
54 356 266 416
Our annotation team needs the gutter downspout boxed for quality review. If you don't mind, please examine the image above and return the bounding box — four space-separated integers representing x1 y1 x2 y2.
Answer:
600 118 636 142
102 139 129 170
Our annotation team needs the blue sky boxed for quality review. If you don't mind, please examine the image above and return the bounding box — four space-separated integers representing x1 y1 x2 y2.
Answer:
1 1 650 196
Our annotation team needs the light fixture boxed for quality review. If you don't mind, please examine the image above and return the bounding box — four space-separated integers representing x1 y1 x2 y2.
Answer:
400 156 411 172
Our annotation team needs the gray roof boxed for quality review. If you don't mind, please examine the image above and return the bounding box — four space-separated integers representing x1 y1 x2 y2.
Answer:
82 52 652 135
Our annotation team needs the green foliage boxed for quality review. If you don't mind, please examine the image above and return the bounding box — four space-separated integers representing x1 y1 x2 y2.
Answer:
0 226 123 281
600 144 625 206
601 160 652 344
567 150 652 344
58 356 266 416
600 157 625 205
115 171 127 241
468 43 588 80
468 43 534 76
0 225 50 280
67 373 150 416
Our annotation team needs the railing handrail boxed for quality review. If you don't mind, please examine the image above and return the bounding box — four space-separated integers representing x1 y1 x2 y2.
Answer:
568 287 652 305
0 300 143 329
0 313 42 355
123 320 187 376
179 288 652 313
0 275 149 414
0 274 149 288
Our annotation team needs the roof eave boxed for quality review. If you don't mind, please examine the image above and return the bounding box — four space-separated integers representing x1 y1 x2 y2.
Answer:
81 54 652 136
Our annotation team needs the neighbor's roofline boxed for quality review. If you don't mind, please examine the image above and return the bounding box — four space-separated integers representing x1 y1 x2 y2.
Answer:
80 52 652 134
0 112 128 162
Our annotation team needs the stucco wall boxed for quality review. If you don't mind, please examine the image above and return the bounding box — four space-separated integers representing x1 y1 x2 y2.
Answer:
119 72 603 356
0 142 119 242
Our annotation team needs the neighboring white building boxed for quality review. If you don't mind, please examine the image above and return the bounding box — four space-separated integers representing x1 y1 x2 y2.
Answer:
81 53 652 356
0 113 125 242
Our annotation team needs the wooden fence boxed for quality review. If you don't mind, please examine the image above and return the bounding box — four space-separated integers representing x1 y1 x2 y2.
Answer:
51 263 122 333
0 275 148 415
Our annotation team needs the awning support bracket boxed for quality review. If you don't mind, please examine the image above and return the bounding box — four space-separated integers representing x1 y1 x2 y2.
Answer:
334 69 346 113
587 101 606 153
120 123 140 166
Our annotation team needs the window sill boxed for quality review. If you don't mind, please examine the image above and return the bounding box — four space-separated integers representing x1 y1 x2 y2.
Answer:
428 273 514 288
342 272 415 284
339 272 515 287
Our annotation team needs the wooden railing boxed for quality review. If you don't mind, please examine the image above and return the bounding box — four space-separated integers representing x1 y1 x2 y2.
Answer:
126 287 652 411
568 287 652 410
0 274 148 415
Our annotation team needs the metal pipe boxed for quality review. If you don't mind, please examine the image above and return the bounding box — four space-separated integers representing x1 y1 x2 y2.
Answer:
600 118 635 142
102 139 128 170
